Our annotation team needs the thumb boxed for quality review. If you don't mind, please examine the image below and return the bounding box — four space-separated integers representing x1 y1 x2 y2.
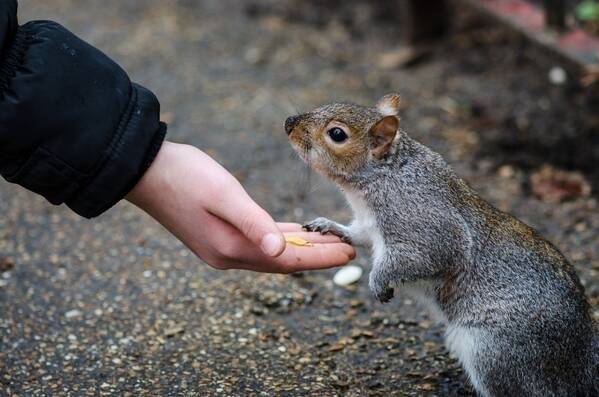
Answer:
209 184 285 257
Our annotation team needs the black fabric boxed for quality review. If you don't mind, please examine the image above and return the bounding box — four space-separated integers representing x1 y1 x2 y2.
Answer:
0 0 166 218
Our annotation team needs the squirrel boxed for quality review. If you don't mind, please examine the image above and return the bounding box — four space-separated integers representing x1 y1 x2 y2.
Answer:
285 94 597 396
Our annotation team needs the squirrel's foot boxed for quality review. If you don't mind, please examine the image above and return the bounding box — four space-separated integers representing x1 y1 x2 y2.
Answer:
369 270 394 303
375 287 394 303
303 217 353 244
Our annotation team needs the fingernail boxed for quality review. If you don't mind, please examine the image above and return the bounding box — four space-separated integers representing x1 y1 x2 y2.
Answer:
261 233 283 256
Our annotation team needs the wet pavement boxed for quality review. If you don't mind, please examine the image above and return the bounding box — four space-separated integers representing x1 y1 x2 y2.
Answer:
1 1 597 396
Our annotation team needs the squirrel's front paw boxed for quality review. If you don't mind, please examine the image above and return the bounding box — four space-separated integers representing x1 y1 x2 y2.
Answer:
369 271 394 303
303 218 352 244
303 217 334 233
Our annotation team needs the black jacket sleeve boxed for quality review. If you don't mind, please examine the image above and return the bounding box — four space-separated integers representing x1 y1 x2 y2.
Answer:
0 0 166 218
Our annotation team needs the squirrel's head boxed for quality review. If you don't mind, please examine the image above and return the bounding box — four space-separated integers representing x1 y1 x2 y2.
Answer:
285 93 401 181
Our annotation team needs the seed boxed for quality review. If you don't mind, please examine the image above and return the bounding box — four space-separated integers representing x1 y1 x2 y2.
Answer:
285 236 313 247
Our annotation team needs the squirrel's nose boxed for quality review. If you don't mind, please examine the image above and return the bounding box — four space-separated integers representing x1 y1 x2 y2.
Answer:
285 115 300 135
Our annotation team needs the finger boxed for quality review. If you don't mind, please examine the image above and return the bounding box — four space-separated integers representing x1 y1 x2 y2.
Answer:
210 185 285 258
227 240 356 273
285 243 355 271
239 244 354 273
276 242 356 271
283 231 343 244
277 222 304 232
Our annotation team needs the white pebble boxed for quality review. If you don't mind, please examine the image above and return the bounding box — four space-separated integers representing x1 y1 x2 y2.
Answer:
333 265 363 286
549 66 567 85
65 309 82 319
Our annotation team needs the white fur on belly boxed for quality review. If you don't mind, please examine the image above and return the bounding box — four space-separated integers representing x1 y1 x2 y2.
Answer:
445 325 489 397
343 189 385 262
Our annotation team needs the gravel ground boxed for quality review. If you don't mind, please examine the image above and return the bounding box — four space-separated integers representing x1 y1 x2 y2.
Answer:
1 1 597 396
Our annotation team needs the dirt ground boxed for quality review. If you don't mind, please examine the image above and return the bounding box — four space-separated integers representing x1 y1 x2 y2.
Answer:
1 1 597 396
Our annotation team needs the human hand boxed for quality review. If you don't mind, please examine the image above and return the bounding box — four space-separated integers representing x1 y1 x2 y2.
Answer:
126 141 355 273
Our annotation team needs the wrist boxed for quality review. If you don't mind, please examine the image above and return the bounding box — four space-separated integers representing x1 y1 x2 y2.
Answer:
126 140 177 209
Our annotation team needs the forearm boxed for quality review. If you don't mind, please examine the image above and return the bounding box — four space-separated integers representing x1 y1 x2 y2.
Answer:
0 1 166 218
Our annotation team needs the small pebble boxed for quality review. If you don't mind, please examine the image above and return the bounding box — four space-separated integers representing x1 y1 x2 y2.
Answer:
549 66 567 85
65 309 82 319
333 265 363 286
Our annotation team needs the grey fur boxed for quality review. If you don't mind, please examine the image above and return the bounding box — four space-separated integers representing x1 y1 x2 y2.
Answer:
293 100 598 397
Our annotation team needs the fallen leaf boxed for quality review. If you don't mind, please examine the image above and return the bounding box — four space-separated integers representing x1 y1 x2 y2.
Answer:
530 164 591 203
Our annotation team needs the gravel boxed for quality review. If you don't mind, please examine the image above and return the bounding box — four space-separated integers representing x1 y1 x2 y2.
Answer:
1 0 597 396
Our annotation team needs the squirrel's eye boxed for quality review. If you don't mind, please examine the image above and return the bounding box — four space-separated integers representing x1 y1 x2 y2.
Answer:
328 127 347 143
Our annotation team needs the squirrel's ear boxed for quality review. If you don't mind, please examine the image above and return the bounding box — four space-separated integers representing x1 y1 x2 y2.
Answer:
376 93 401 116
370 116 399 158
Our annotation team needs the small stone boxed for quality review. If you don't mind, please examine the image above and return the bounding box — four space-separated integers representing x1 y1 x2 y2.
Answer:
367 380 383 389
323 327 337 335
498 165 515 179
421 383 435 391
288 344 301 356
333 265 363 286
328 343 345 352
548 66 567 85
65 309 82 319
349 299 364 308
298 356 311 364
0 256 14 272
164 324 185 337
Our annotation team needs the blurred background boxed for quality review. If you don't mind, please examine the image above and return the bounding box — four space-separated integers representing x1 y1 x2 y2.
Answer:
1 1 597 395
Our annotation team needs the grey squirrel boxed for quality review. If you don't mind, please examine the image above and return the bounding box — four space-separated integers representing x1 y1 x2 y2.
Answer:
285 94 597 396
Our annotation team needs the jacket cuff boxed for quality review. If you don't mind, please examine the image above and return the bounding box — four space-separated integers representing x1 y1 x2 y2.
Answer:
66 84 167 218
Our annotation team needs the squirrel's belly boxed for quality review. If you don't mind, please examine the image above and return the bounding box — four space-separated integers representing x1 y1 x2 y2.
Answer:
445 325 489 397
